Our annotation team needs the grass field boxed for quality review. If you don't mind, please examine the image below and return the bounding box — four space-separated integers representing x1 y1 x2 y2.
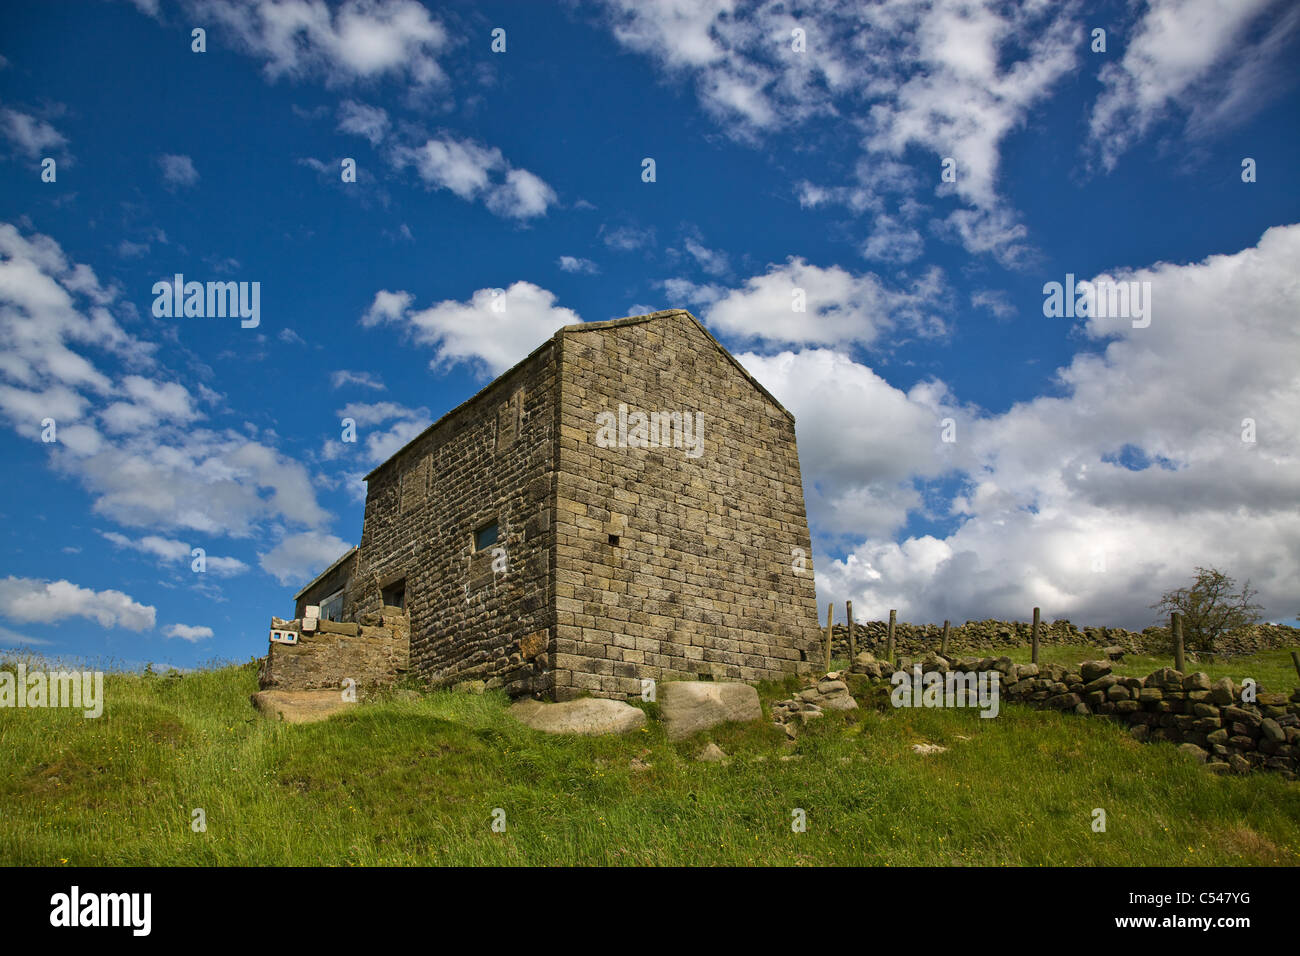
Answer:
2 650 1298 867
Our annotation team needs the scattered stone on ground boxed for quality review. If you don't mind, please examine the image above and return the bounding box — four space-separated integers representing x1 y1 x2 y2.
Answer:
911 743 948 755
696 741 728 763
770 671 860 737
509 697 647 736
250 689 356 724
658 681 762 740
452 679 486 695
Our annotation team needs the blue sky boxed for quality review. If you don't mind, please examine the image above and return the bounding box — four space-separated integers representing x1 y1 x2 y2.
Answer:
1 0 1297 668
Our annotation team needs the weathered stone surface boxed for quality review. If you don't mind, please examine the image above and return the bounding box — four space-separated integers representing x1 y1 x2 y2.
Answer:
1178 743 1208 763
1080 660 1112 682
250 689 356 724
659 680 762 740
509 697 647 735
1260 718 1285 743
696 741 728 763
1210 677 1237 706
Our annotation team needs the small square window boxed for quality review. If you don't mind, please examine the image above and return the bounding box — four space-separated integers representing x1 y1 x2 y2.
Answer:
474 519 499 551
608 534 620 546
381 580 405 610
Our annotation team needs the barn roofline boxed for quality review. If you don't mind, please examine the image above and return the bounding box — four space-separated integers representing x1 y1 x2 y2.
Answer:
361 308 793 483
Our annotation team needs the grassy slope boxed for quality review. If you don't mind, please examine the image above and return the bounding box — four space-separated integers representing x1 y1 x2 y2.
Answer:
2 655 1297 867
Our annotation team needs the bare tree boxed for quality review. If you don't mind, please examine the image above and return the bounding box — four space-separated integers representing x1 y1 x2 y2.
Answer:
1151 567 1263 653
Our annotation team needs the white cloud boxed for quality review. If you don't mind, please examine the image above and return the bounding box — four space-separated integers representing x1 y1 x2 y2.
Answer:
100 531 249 577
0 576 156 631
259 531 354 586
391 134 556 219
0 107 69 160
337 99 389 144
595 0 1079 261
750 225 1300 627
330 369 386 390
0 222 331 539
360 281 580 376
158 153 199 188
557 255 599 274
164 623 214 642
701 257 950 349
196 0 450 86
0 625 51 647
337 400 426 427
1088 0 1298 171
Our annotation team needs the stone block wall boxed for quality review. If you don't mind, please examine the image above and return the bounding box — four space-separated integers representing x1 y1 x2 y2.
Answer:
551 311 820 701
259 607 410 692
348 340 558 697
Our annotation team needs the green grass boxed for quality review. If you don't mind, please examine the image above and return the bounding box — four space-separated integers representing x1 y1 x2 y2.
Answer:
1 653 1297 866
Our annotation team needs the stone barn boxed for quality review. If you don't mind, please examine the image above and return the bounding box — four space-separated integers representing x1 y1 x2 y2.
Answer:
265 309 821 701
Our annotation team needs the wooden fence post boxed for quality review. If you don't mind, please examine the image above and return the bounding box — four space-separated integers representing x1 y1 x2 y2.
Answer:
1031 607 1041 665
941 619 950 657
886 609 896 664
824 603 834 674
1173 612 1185 673
847 600 855 660
1291 650 1300 683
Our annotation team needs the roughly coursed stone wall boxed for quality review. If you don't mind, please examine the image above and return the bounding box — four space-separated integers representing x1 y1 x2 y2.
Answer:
830 618 1300 659
551 311 820 701
259 607 410 692
849 651 1300 778
349 340 558 698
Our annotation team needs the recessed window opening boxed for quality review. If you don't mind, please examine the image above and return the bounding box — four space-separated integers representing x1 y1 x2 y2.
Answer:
319 589 344 622
608 534 620 547
474 519 499 552
381 579 406 611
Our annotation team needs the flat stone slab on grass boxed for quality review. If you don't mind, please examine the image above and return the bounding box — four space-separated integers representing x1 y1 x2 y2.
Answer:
510 698 647 736
251 689 356 724
659 681 762 741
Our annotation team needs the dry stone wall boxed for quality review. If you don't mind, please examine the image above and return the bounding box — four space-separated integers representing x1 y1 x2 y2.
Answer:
551 312 820 701
259 608 410 692
831 618 1300 659
849 651 1300 777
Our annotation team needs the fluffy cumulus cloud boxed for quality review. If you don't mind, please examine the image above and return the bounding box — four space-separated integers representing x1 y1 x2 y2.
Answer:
390 134 556 220
193 0 450 86
0 221 333 544
164 623 215 642
739 349 963 540
699 256 950 349
1088 0 1298 171
0 576 156 631
259 531 354 586
360 281 581 376
748 225 1300 627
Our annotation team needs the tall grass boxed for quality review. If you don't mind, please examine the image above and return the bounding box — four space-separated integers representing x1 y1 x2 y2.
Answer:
1 654 1296 866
